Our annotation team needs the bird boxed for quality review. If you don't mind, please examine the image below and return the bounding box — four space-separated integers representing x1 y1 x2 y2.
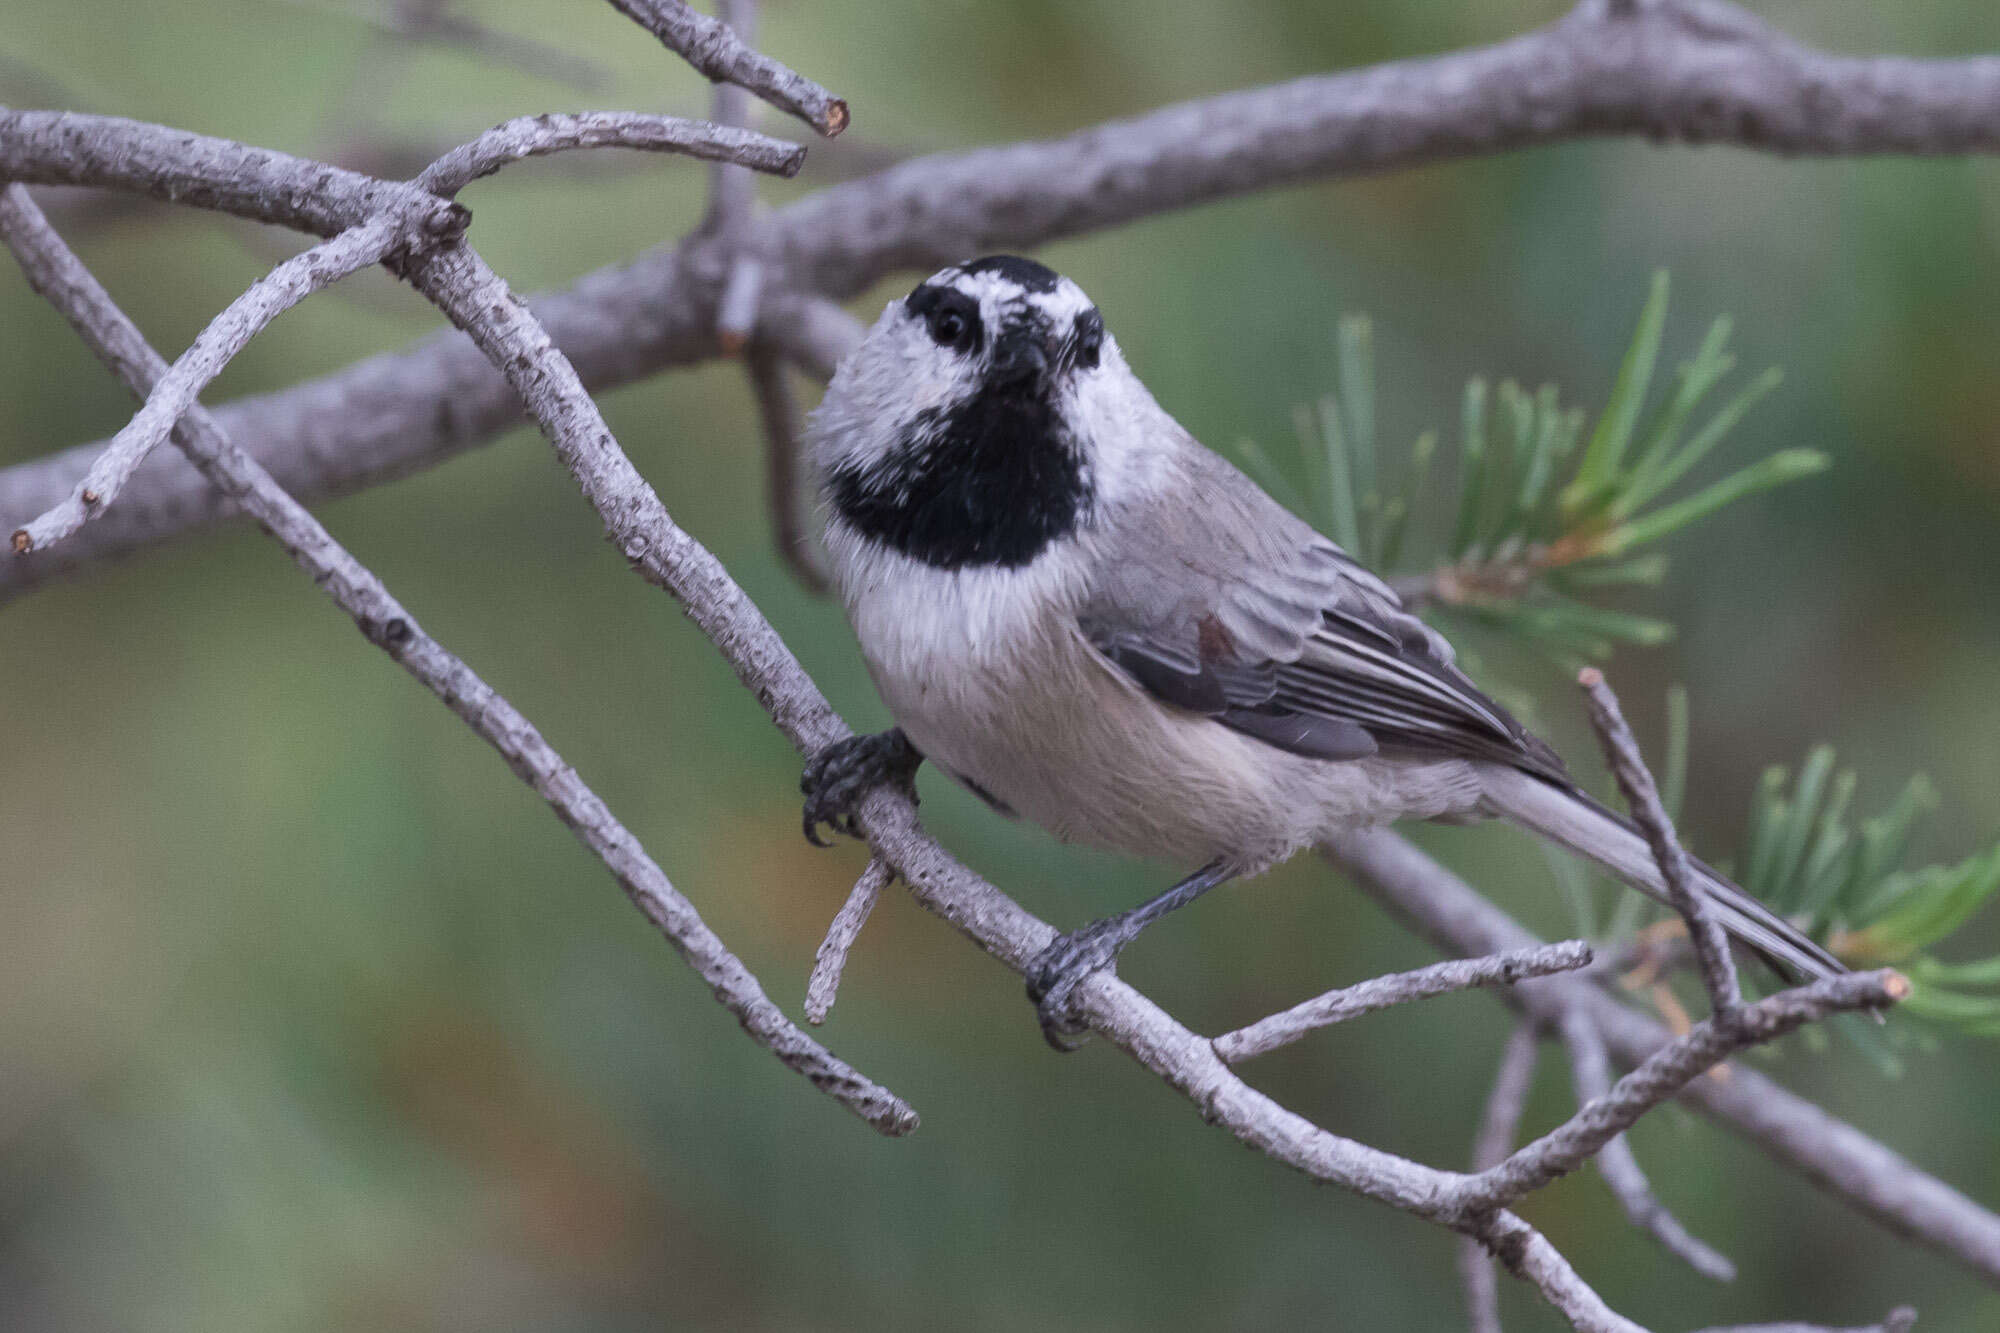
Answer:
797 253 1842 1048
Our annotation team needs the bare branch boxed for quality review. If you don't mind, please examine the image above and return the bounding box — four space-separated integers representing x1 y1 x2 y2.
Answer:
701 0 761 236
1560 1011 1736 1281
606 0 848 137
0 181 918 1138
1465 1209 1648 1333
414 111 804 197
0 108 467 239
806 857 892 1024
16 1 2000 596
1462 1022 1543 1333
11 214 406 554
1213 941 1591 1064
745 340 831 593
1472 974 1904 1210
1580 667 1742 1012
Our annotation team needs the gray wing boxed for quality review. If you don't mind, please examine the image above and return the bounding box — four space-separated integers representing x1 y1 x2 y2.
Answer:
1081 445 1567 782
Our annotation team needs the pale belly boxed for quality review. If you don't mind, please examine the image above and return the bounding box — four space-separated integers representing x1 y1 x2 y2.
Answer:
843 554 1483 870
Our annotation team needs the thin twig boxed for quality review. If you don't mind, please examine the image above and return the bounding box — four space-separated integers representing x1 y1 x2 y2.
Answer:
702 0 760 236
414 110 803 197
1459 969 1905 1212
1579 667 1742 1013
1461 1021 1542 1333
1213 941 1590 1063
745 340 830 593
1464 1209 1647 1333
11 214 406 554
606 0 848 136
0 181 918 1138
1560 1011 1736 1281
806 857 892 1024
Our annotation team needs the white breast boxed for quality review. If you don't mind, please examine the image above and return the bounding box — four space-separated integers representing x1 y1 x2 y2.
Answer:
823 522 1464 869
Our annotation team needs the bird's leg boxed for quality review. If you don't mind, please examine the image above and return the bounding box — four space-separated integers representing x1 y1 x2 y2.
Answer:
801 728 922 846
1026 859 1238 1051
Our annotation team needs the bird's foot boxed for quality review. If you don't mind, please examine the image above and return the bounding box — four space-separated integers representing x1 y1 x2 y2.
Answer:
801 728 921 846
1025 918 1136 1052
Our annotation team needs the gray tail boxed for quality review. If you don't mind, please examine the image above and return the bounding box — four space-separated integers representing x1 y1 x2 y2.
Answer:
1477 764 1846 982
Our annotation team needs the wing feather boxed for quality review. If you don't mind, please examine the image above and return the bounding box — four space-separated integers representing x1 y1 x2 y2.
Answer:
1080 441 1565 780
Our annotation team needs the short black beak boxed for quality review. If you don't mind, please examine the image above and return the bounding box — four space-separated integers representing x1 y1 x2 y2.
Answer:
991 330 1049 390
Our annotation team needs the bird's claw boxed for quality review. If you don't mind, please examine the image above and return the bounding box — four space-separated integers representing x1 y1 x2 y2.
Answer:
1025 920 1130 1051
801 728 921 846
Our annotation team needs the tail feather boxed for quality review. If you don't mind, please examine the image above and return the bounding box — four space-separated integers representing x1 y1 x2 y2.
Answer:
1477 764 1846 982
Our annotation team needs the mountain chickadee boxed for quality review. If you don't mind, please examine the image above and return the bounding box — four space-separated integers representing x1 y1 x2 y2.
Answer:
799 254 1842 1047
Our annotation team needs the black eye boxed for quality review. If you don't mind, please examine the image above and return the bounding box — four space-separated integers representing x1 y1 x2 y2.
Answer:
929 309 967 348
1072 310 1104 370
904 283 983 353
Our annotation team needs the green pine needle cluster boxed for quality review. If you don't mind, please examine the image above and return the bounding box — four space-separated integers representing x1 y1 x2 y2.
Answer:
1740 752 2000 1037
1235 270 1826 667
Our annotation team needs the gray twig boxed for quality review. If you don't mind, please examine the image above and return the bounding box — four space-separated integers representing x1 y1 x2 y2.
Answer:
1460 969 1903 1212
1579 667 1742 1013
11 214 406 555
414 110 803 197
606 0 848 136
702 0 761 236
1464 1209 1648 1333
1560 1011 1736 1281
1213 941 1590 1064
1461 1022 1542 1333
745 340 831 593
0 181 918 1138
806 857 893 1024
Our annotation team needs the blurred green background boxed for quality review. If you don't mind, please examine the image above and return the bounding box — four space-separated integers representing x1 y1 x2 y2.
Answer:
4 1 1998 1328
